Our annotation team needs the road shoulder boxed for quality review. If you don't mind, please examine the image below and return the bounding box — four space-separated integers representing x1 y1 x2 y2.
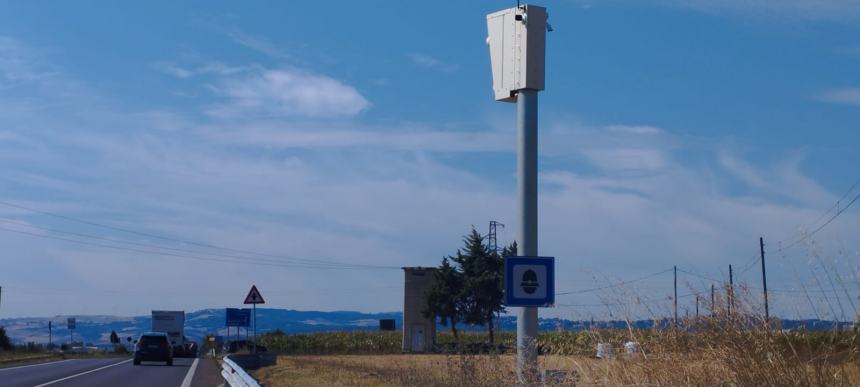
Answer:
190 357 223 387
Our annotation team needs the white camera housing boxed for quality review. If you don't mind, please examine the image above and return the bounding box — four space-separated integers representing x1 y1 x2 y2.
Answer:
486 4 547 102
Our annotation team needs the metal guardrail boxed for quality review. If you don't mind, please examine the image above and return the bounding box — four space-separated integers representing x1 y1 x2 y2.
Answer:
221 355 261 387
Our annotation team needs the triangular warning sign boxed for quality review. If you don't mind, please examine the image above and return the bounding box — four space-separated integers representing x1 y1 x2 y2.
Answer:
244 285 265 304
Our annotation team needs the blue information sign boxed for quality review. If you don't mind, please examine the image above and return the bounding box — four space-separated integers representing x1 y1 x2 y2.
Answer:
504 256 555 307
225 308 251 327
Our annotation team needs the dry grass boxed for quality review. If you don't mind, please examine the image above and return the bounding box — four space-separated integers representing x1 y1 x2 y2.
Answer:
255 350 860 387
253 248 859 386
254 315 859 387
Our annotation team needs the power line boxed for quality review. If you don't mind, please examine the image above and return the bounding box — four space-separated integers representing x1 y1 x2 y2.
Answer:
556 292 695 308
555 268 673 296
0 218 390 270
780 177 860 250
676 268 721 283
0 200 398 270
0 225 390 271
781 190 860 251
736 177 860 276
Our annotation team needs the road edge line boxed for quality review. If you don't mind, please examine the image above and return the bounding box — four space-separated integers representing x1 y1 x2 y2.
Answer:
181 358 200 387
0 359 74 371
33 358 132 387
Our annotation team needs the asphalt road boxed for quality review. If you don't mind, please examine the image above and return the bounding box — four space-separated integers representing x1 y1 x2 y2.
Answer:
0 357 218 387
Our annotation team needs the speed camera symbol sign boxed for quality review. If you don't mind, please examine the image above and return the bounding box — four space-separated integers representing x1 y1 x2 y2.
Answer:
505 256 555 307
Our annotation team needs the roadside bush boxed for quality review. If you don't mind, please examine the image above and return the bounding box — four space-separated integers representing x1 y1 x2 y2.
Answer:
0 326 11 351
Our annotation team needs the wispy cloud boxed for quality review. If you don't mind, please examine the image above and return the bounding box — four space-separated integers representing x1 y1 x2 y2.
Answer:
153 61 255 79
575 0 860 21
817 87 860 106
0 36 60 85
227 29 294 61
408 53 459 73
207 68 370 118
0 35 856 319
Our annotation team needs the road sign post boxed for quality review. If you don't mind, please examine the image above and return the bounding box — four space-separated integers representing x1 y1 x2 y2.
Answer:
505 257 555 307
243 285 265 353
487 3 549 384
67 317 76 346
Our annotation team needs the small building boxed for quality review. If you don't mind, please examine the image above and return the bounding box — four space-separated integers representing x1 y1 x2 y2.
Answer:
402 267 436 353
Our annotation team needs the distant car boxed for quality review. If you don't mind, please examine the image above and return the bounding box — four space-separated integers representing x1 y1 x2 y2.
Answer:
134 332 173 366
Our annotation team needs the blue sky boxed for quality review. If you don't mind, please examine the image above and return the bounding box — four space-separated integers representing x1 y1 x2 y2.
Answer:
0 1 858 322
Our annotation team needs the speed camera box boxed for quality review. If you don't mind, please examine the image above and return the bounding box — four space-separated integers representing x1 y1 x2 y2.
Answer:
486 4 547 102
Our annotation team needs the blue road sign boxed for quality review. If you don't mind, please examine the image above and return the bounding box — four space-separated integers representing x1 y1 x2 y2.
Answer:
226 308 251 327
504 256 555 307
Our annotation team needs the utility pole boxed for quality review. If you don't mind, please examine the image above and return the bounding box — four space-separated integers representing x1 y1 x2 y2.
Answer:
516 87 539 380
673 266 678 326
760 237 769 323
711 283 715 315
488 221 504 253
486 5 548 384
728 264 734 315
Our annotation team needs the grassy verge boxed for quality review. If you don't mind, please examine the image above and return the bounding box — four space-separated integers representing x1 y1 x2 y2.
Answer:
0 352 63 366
0 349 131 367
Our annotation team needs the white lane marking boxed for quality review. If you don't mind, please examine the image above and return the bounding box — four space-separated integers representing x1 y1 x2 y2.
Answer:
33 358 133 387
0 359 74 371
180 358 199 387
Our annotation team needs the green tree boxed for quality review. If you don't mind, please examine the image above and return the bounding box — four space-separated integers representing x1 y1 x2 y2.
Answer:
450 228 506 344
0 326 11 351
110 330 119 344
423 257 464 339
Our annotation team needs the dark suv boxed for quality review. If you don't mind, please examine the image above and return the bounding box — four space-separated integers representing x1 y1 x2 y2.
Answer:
133 332 173 366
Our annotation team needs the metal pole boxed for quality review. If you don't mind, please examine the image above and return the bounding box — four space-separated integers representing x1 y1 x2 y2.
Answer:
728 264 734 315
516 89 539 384
253 303 257 353
696 296 699 319
711 283 715 315
49 321 52 348
673 266 678 326
760 237 769 323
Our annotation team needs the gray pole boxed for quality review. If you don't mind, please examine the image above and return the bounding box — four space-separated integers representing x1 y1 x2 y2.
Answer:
711 283 715 315
516 89 539 383
760 237 769 323
728 264 734 314
253 304 257 353
673 266 678 326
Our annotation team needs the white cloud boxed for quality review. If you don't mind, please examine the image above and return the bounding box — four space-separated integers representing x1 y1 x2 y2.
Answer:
606 125 662 135
207 68 371 118
408 53 459 73
0 36 59 85
0 37 856 320
154 61 256 79
584 148 668 172
227 30 294 61
817 87 860 106
201 122 511 152
574 0 860 21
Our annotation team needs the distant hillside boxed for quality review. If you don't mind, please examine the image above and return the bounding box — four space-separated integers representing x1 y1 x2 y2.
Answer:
1 309 852 345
